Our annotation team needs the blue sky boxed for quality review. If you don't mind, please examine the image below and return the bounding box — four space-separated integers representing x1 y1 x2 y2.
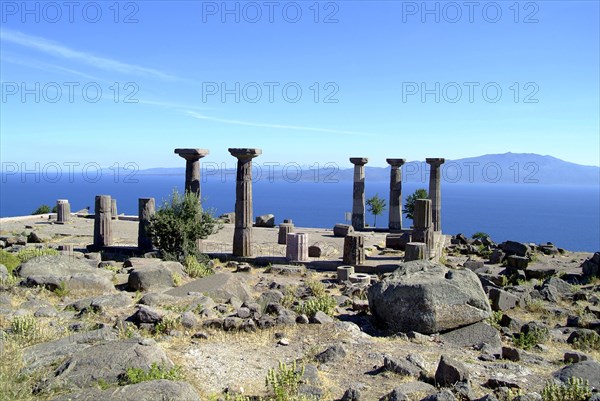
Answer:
1 0 599 169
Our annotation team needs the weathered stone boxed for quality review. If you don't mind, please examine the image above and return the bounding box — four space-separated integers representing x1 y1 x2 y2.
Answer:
93 195 112 248
337 265 355 283
564 351 589 363
127 267 174 292
316 344 347 363
426 158 445 232
130 305 163 324
386 158 406 231
435 355 470 387
229 148 261 257
341 387 362 401
500 241 531 257
286 233 309 262
383 356 424 378
174 148 209 197
350 157 368 230
166 272 251 302
343 234 365 265
255 214 275 227
582 252 600 277
441 322 501 349
333 224 354 237
405 242 427 262
489 249 505 264
138 198 155 251
489 288 519 311
502 346 523 362
308 241 338 258
422 390 457 401
50 380 202 401
386 233 411 251
554 360 600 389
368 260 491 334
311 311 334 324
507 255 529 270
47 339 172 390
278 223 294 244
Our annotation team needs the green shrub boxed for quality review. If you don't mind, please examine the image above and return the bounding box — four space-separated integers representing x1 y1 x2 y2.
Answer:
148 189 222 261
121 363 183 385
472 231 490 240
53 281 69 298
183 254 213 278
541 377 591 401
0 250 20 273
31 205 51 215
16 247 59 264
487 311 503 331
266 361 304 401
512 327 549 350
403 189 428 221
154 315 180 335
294 295 337 318
305 279 326 297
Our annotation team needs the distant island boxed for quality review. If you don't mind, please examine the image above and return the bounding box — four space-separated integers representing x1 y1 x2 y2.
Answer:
138 152 600 186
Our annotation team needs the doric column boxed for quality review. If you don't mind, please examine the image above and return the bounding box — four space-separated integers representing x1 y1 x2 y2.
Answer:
426 158 445 232
56 199 70 224
386 158 406 231
229 148 262 257
412 198 434 258
278 223 294 245
93 195 112 248
286 232 309 262
343 233 365 265
174 148 209 197
349 157 368 230
138 198 155 251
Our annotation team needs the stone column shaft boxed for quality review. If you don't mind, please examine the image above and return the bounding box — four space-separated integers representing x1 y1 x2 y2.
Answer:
412 198 434 258
278 223 294 245
286 232 309 262
138 197 155 251
93 195 113 248
174 148 209 198
343 233 365 265
426 158 445 232
350 157 368 230
56 199 70 224
386 158 406 231
229 148 262 257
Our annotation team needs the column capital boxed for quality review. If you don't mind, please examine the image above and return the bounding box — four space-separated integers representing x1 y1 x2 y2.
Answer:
349 157 368 166
174 148 209 161
229 148 262 159
425 158 445 167
386 158 406 168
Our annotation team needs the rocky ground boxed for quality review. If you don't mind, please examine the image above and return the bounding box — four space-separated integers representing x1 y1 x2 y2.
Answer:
1 217 599 401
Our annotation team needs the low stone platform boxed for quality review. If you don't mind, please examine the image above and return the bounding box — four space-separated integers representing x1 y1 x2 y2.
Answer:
0 215 448 271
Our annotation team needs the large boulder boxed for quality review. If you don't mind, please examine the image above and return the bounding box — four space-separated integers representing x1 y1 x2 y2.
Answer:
17 255 114 294
166 272 251 302
50 380 202 401
554 360 600 390
582 252 600 277
368 261 491 334
255 214 275 227
46 339 172 390
499 241 531 257
127 267 174 292
333 224 354 237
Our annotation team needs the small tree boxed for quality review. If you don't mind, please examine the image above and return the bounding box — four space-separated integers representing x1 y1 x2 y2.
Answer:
366 194 386 227
31 205 51 215
403 188 428 221
148 189 221 261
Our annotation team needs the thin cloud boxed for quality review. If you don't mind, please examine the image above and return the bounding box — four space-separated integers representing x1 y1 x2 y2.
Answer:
1 29 177 81
2 53 101 81
187 111 371 137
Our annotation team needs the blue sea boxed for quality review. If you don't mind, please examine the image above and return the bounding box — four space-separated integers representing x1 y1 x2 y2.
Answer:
1 173 599 252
